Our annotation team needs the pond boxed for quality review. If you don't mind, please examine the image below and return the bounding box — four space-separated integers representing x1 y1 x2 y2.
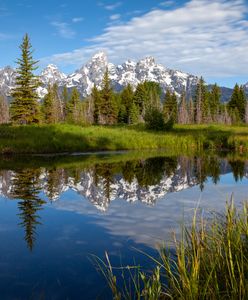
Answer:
0 152 247 299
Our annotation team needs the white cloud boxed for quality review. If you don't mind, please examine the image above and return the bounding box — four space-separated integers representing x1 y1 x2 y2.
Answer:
72 17 84 23
101 1 122 10
109 14 120 21
51 21 75 39
159 1 175 7
45 0 248 78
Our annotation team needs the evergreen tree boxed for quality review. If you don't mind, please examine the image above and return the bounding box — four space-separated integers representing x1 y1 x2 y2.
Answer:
163 90 178 122
208 84 221 122
145 81 161 110
42 83 62 123
163 90 172 120
100 69 117 125
194 77 208 124
129 102 139 124
67 87 81 123
133 82 149 118
120 84 134 124
62 86 69 120
10 34 40 124
0 94 9 124
228 84 246 123
92 84 102 124
188 97 195 124
178 91 189 124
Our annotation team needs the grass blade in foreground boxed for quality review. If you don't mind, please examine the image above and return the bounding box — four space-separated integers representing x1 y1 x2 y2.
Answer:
94 199 248 299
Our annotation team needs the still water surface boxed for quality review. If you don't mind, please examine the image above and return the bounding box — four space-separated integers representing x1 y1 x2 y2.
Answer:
0 153 247 299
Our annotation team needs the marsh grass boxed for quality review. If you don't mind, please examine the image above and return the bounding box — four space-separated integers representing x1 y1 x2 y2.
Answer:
0 123 248 154
94 200 248 299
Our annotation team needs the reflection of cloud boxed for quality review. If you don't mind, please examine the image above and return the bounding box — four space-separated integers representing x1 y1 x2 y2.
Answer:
52 175 248 248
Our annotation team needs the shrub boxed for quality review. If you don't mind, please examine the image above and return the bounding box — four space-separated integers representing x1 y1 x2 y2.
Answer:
144 107 173 131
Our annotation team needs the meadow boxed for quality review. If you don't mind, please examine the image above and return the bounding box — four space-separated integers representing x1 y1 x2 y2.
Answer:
0 123 248 154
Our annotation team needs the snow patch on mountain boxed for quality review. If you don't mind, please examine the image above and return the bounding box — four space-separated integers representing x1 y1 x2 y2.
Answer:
0 52 199 99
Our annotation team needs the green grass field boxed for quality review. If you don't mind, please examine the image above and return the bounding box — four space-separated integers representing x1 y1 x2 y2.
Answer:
0 123 247 154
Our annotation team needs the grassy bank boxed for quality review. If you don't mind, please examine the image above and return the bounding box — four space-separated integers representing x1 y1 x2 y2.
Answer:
0 123 248 154
95 200 248 299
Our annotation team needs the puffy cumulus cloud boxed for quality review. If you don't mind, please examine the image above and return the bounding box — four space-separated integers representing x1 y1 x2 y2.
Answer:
45 0 248 78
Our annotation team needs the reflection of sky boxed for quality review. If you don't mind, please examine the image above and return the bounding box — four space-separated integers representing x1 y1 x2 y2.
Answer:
0 171 247 299
52 173 248 248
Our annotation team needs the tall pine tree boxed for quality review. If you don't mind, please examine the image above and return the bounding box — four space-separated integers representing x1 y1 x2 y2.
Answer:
10 34 40 124
208 84 221 122
100 69 117 125
228 84 246 123
66 87 81 123
163 90 178 122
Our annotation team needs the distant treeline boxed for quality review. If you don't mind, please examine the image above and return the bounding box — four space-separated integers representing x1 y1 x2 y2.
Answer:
0 34 247 129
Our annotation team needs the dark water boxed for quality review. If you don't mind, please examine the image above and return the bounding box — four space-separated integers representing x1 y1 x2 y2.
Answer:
0 153 247 299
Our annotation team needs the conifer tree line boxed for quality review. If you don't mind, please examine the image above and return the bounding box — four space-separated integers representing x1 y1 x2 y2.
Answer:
1 34 248 127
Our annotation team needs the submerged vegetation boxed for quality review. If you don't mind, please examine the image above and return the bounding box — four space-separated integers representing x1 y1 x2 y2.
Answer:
95 200 248 299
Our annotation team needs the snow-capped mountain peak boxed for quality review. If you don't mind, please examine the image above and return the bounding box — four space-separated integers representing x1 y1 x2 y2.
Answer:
40 64 67 85
0 52 200 98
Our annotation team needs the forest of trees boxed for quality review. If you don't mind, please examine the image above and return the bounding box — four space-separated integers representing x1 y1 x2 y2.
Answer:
0 34 248 128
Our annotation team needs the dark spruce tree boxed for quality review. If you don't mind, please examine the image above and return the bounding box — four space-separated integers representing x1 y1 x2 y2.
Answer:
100 69 118 125
228 84 246 123
163 90 178 122
66 87 81 123
208 84 221 122
42 84 62 124
92 84 102 124
10 34 40 124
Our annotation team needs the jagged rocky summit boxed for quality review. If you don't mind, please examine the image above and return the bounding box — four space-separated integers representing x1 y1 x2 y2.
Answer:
0 52 199 99
1 51 245 101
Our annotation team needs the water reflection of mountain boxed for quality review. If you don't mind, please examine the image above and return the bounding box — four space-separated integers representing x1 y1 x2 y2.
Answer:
0 155 247 250
0 156 247 212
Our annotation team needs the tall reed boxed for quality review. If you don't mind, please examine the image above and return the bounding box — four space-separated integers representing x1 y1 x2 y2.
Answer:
94 200 248 299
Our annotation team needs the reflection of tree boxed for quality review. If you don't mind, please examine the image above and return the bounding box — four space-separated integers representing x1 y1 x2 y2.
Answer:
93 157 178 200
122 161 137 184
46 168 68 201
136 157 177 187
94 164 115 202
229 160 245 182
193 156 221 190
10 169 45 251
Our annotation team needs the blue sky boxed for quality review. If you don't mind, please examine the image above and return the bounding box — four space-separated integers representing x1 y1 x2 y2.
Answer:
0 0 248 87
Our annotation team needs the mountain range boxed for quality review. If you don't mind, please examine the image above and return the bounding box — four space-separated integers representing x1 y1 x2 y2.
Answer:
0 52 246 101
